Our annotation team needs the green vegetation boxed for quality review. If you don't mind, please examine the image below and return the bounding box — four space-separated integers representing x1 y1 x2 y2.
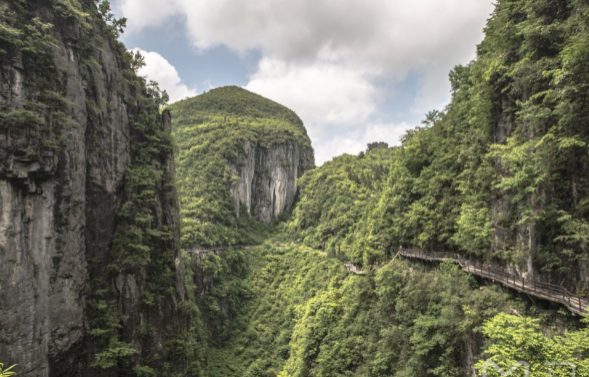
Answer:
6 0 589 374
476 314 589 377
168 86 313 249
0 1 75 155
281 0 589 286
374 0 589 279
188 242 519 377
0 363 16 377
187 140 587 376
284 145 393 266
0 0 182 373
179 1 589 375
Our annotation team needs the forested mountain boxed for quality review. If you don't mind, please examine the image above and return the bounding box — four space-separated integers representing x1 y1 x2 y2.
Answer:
188 147 588 377
375 0 589 294
285 0 589 293
168 87 314 249
180 0 589 375
2 0 589 376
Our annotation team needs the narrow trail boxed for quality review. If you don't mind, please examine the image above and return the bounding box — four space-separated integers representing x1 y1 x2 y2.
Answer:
186 245 256 256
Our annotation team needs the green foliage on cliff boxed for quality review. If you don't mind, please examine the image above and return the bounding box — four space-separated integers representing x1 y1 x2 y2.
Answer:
175 86 306 132
184 2 589 374
0 1 75 155
285 146 394 266
476 314 589 377
0 363 16 377
180 3 589 376
281 0 589 288
375 0 589 279
168 86 313 249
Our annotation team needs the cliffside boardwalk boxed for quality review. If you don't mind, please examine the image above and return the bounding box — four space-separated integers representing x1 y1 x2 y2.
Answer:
399 248 589 316
186 245 588 315
343 262 367 275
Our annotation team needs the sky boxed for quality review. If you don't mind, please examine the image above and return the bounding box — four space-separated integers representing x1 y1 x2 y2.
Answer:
113 0 495 165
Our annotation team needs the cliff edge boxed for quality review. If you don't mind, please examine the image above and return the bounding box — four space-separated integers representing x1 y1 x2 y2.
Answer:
0 1 186 375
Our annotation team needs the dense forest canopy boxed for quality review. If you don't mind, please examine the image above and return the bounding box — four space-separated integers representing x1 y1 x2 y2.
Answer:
179 0 589 375
282 0 589 295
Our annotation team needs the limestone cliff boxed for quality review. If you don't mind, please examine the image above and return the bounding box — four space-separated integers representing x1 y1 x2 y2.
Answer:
0 1 185 376
169 86 314 248
230 139 310 224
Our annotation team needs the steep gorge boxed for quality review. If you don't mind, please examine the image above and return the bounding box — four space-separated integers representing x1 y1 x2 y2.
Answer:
2 0 589 376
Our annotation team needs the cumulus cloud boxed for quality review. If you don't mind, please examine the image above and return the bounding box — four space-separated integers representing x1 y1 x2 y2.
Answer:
245 58 377 131
316 122 416 165
118 0 494 162
119 0 492 74
131 49 197 103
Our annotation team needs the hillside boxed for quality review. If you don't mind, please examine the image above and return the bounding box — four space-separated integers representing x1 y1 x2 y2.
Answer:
371 0 589 294
182 0 589 375
3 0 589 376
168 87 314 249
188 147 589 377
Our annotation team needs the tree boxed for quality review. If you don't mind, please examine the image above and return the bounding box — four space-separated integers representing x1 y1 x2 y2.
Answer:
367 142 389 152
421 109 443 126
245 362 265 377
0 363 17 377
96 0 127 38
476 314 589 377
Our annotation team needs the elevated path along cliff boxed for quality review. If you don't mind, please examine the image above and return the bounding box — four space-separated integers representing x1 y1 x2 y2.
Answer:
186 244 588 315
399 248 588 316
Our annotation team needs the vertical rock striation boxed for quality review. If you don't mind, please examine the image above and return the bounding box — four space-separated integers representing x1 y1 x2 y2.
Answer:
0 1 185 376
230 140 312 223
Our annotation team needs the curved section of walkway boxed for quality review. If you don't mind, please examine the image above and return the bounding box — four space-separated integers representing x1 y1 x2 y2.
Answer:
399 248 588 316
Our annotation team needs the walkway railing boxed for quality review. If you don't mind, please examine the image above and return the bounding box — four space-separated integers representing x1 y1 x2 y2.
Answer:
187 245 235 255
399 248 588 316
343 262 367 275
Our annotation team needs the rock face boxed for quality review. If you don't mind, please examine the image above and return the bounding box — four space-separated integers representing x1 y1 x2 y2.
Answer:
230 140 312 223
0 2 185 376
169 86 314 247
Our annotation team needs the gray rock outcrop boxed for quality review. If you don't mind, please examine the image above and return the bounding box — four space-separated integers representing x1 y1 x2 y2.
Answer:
230 140 313 223
0 3 185 376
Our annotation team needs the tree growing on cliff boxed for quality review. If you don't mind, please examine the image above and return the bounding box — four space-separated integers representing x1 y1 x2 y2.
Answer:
96 0 127 37
0 363 16 377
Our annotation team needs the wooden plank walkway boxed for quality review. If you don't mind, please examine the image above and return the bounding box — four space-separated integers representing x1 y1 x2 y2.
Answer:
343 262 367 275
399 248 588 316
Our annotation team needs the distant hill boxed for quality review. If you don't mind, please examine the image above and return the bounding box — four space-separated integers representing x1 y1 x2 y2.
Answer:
172 86 307 132
168 86 314 249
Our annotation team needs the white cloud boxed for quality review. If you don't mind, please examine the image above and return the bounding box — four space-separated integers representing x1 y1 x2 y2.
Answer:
131 49 197 103
118 0 492 74
245 58 378 141
246 58 380 160
316 122 416 165
118 0 494 161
